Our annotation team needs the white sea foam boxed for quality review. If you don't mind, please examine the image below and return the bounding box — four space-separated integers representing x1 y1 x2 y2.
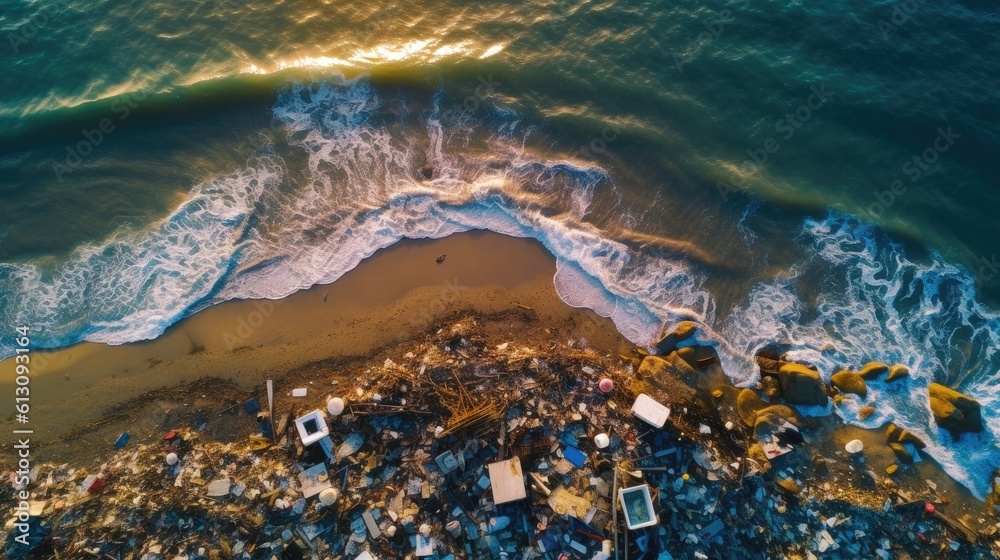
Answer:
2 77 998 496
720 215 1000 497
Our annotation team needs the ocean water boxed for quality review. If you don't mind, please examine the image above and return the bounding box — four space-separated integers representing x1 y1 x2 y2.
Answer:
1 0 999 495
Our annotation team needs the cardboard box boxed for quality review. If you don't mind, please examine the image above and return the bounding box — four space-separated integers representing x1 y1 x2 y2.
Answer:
487 457 527 504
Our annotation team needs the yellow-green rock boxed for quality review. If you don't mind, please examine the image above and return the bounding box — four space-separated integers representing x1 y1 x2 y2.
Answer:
886 364 909 382
830 370 868 398
928 382 984 434
889 443 913 464
776 363 828 406
859 361 890 379
672 321 698 341
736 388 765 426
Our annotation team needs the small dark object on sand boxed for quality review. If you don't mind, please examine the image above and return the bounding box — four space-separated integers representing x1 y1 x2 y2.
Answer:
436 254 447 264
420 164 434 179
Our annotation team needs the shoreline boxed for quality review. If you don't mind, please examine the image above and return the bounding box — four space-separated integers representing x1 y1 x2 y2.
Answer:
0 231 627 463
1 231 998 557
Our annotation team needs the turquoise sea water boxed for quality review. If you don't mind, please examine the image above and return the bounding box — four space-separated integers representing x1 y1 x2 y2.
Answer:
1 0 999 494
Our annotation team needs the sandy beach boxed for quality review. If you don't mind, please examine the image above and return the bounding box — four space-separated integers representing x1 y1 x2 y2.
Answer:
0 231 626 464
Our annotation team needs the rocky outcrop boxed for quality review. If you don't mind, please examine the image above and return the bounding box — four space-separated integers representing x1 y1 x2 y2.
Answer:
638 353 701 397
830 370 868 398
755 355 784 376
889 443 913 464
654 321 698 354
673 321 697 341
897 429 926 449
859 361 889 380
676 346 698 369
776 363 828 406
761 376 782 399
753 404 800 441
736 389 765 426
928 383 983 435
886 364 909 382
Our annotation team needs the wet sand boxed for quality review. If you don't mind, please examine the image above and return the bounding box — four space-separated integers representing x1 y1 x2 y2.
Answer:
0 231 627 460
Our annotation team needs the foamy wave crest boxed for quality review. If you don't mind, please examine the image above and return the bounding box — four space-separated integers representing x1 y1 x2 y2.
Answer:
222 78 712 345
719 213 1000 497
0 161 281 355
0 76 711 358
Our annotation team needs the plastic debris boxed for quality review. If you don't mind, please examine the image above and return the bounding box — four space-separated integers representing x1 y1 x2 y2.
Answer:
631 393 671 428
845 439 864 454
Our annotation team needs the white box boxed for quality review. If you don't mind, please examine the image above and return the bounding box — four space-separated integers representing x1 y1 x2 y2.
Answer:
619 485 658 530
631 393 670 428
294 409 330 446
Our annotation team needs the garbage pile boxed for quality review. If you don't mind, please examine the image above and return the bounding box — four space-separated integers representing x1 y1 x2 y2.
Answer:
4 315 1000 559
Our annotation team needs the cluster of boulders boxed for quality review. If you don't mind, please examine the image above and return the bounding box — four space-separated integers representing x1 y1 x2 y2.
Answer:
652 320 985 468
751 352 984 437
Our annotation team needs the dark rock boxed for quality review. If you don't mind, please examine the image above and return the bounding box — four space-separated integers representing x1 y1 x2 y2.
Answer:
776 363 828 406
885 422 902 442
419 164 434 179
755 355 783 376
676 346 698 368
928 383 984 435
889 443 914 464
672 321 697 341
655 332 677 355
897 429 926 449
753 405 800 442
830 370 868 398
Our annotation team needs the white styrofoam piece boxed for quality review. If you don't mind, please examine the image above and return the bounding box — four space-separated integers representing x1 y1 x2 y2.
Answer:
631 393 670 428
294 409 330 446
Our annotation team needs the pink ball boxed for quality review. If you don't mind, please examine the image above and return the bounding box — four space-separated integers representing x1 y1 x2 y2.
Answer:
598 377 614 393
